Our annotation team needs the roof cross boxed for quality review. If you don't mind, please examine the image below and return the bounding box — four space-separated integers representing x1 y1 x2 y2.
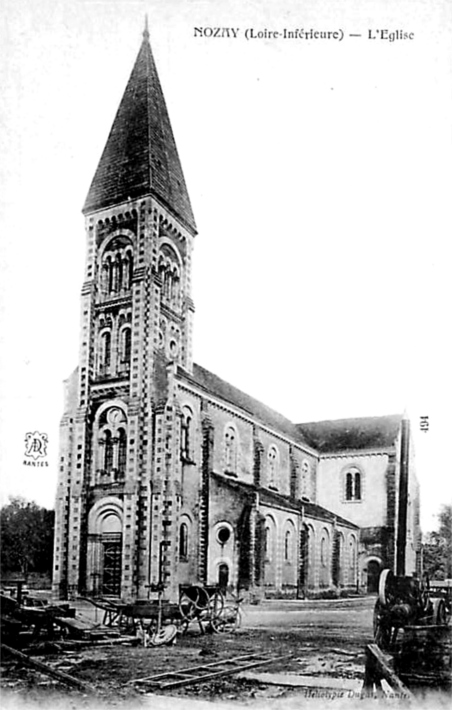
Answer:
143 14 150 41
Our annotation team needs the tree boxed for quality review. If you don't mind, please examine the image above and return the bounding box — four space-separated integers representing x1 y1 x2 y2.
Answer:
0 497 54 576
423 504 452 580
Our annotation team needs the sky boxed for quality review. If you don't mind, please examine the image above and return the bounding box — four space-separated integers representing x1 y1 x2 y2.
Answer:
0 0 451 532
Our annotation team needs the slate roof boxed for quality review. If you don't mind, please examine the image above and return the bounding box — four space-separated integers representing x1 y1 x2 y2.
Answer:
211 472 358 529
179 365 402 457
179 363 312 447
297 414 402 453
259 486 358 528
83 28 196 232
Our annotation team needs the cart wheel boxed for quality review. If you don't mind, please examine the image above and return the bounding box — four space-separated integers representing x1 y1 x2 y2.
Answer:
150 624 178 646
208 589 225 617
432 598 447 625
373 599 392 650
179 592 196 621
378 569 393 607
179 586 210 621
210 604 241 634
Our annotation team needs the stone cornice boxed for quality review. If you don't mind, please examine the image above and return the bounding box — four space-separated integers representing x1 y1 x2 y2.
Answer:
95 295 133 311
90 383 130 401
319 447 394 460
91 376 130 389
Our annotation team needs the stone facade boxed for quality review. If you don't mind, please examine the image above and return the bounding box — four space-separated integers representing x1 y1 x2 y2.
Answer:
52 27 421 602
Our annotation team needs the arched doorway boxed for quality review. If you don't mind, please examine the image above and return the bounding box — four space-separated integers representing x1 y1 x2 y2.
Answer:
367 560 381 593
87 497 124 597
101 514 122 596
218 563 229 591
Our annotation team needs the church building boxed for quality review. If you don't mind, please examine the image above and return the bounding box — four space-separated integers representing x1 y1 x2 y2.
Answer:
52 25 421 602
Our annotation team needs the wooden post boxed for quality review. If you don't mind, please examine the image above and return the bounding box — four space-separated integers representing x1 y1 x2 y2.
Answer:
363 643 414 700
396 414 410 576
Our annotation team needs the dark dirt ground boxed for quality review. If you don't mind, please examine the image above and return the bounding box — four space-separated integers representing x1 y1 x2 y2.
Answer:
1 597 451 709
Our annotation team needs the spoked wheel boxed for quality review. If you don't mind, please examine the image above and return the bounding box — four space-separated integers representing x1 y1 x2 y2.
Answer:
179 586 210 623
378 569 394 607
210 604 241 634
208 589 225 618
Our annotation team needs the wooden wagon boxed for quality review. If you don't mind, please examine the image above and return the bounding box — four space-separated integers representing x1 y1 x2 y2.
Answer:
85 583 241 641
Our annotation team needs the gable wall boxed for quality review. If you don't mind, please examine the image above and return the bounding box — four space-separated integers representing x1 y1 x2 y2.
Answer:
316 453 390 528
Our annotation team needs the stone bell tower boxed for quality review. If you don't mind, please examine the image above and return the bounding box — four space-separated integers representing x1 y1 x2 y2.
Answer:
53 21 197 600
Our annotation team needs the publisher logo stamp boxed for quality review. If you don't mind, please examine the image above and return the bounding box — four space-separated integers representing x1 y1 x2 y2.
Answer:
24 432 49 465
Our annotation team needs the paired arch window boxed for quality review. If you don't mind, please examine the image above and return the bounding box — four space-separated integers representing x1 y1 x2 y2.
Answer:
97 316 132 378
345 467 362 501
159 244 181 310
98 407 128 482
102 428 127 477
224 426 237 474
101 237 133 297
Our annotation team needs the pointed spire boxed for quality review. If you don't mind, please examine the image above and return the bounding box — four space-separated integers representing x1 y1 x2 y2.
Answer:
83 25 197 233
